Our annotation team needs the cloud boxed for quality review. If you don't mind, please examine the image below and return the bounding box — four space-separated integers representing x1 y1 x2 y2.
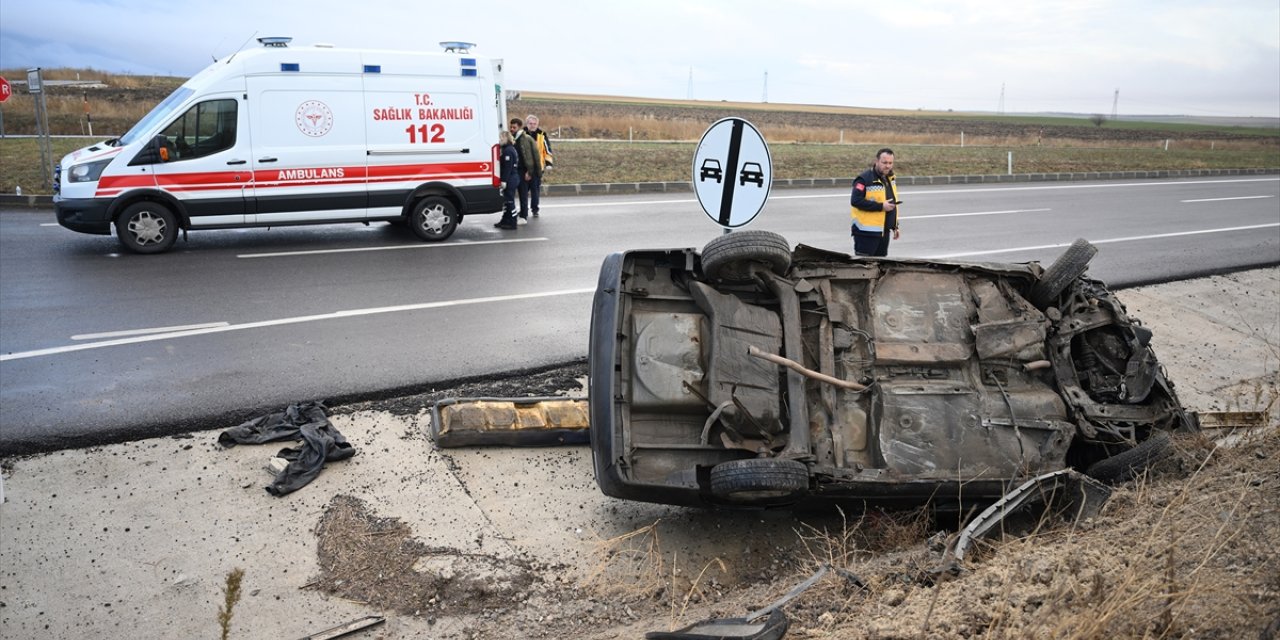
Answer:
1 0 1276 116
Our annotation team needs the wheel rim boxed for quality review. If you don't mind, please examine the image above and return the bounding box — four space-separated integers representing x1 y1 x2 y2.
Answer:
128 211 167 246
419 203 450 234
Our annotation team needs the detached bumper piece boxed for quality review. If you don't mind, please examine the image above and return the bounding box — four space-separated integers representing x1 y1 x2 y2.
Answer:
429 396 589 448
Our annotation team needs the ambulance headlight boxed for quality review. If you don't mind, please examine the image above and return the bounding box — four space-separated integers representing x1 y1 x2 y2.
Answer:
68 159 111 183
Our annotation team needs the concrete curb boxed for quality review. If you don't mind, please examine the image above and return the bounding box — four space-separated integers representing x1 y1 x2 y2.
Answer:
5 168 1277 209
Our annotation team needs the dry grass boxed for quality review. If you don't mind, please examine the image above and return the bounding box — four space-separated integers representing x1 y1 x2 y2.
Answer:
766 428 1280 639
217 567 245 640
2 73 1275 195
546 141 1279 185
582 518 732 621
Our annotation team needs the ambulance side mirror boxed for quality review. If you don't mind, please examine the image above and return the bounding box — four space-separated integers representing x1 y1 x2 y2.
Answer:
128 135 173 166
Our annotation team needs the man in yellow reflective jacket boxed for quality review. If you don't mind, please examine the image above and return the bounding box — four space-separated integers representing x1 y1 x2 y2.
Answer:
850 148 902 256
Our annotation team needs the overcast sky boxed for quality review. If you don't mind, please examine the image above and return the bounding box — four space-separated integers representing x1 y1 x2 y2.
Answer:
2 0 1278 117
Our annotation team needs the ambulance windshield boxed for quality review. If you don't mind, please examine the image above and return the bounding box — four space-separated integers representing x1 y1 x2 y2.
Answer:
119 87 195 146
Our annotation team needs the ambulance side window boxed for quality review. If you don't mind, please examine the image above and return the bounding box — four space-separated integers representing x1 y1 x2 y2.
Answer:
159 99 238 161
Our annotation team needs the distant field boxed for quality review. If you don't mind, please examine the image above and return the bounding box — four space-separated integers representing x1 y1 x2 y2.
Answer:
1 69 1276 195
548 141 1280 185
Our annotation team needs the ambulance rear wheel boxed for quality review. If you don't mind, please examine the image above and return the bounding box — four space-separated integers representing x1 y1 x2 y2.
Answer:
410 196 458 242
116 202 178 254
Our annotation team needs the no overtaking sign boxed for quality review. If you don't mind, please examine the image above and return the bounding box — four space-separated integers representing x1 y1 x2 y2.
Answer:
692 117 772 229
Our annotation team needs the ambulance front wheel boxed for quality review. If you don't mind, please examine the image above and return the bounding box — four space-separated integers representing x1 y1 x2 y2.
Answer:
115 202 179 254
409 196 458 242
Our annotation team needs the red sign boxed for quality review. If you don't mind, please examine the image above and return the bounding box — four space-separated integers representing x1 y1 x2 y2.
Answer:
0 77 11 103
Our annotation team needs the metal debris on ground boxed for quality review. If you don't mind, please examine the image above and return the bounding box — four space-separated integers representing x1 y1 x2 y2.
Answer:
950 469 1112 565
429 396 589 447
294 615 386 640
1196 410 1269 430
644 564 832 640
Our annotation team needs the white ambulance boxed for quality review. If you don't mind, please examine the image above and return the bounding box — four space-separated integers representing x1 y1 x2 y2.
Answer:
54 38 506 253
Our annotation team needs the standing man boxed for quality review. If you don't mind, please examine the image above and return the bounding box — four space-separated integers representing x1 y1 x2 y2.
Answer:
510 118 541 220
523 115 553 217
850 148 902 257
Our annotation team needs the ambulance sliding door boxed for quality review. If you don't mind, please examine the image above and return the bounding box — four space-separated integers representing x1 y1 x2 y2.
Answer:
363 69 488 219
246 74 367 223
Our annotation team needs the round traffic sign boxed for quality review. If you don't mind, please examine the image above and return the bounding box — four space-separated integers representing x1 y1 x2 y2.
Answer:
692 117 772 229
0 77 11 103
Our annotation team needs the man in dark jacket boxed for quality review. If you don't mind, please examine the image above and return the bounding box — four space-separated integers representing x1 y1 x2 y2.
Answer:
850 148 902 256
523 114 553 217
494 129 520 229
510 118 541 220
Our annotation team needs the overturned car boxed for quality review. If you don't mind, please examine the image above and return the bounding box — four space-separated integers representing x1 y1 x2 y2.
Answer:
588 231 1197 510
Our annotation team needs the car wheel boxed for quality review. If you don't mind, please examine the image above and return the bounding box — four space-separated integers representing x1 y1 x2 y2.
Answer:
701 230 791 283
1085 431 1172 484
409 196 458 242
710 458 809 504
1030 238 1097 309
115 201 178 254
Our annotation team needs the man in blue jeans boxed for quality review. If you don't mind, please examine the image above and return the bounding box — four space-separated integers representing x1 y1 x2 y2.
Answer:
523 114 553 217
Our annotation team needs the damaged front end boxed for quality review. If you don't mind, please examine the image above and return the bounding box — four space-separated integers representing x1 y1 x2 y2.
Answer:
588 233 1197 510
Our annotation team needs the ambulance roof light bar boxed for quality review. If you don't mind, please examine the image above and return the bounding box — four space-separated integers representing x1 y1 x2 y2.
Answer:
440 41 476 54
258 37 293 48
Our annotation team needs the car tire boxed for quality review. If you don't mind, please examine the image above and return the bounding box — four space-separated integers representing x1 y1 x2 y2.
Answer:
1085 431 1172 484
701 230 791 283
710 458 809 504
115 201 178 254
409 196 458 242
1030 238 1097 309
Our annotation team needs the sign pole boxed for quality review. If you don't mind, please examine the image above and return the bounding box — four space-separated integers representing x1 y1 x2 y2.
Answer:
27 68 53 188
0 75 9 138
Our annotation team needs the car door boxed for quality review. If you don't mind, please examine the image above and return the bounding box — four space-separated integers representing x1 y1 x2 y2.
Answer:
245 74 367 224
150 94 249 226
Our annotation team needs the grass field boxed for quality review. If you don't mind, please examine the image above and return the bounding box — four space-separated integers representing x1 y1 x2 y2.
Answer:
1 69 1276 195
4 136 1276 196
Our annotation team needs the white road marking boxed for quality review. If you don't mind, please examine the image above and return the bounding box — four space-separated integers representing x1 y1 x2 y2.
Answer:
40 222 59 227
1 288 595 362
238 237 548 258
71 322 230 340
924 223 1280 259
1179 195 1275 203
912 208 1051 220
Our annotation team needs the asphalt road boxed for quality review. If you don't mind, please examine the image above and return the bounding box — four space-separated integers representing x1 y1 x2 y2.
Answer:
2 175 1277 453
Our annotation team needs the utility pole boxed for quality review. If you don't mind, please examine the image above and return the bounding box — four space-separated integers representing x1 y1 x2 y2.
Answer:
762 71 768 103
687 67 693 100
1111 89 1119 120
998 83 1005 115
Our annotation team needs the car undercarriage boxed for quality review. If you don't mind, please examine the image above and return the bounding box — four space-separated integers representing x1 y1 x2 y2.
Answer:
589 232 1197 509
